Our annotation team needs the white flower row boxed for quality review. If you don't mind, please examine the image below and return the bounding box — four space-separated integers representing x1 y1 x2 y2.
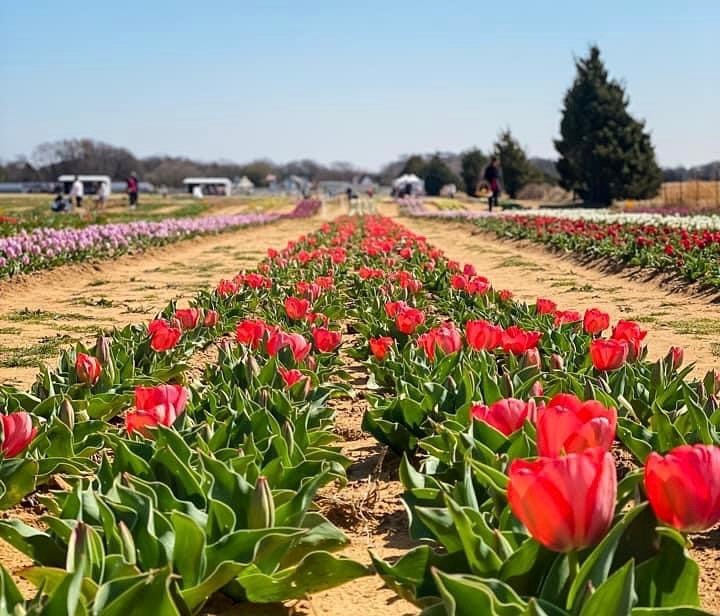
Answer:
500 209 720 230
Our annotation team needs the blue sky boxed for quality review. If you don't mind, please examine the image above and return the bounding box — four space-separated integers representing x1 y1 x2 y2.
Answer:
1 0 718 170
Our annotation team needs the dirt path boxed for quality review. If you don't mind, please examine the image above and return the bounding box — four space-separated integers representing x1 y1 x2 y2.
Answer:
399 218 719 376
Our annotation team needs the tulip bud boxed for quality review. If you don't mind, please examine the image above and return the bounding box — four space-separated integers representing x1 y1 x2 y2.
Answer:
95 335 112 364
500 371 514 398
666 346 684 370
703 369 720 396
247 354 261 378
59 398 75 429
550 353 564 371
530 380 544 398
170 317 183 331
204 309 219 328
248 476 275 529
521 348 541 370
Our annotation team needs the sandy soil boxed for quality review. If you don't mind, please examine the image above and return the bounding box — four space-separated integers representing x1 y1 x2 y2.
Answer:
1 204 719 614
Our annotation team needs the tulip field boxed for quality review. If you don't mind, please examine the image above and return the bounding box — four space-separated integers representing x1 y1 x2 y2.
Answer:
1 208 720 615
400 198 720 291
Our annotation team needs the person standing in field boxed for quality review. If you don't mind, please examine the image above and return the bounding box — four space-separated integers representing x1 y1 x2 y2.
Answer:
95 180 108 211
484 157 501 211
70 175 84 209
127 171 139 209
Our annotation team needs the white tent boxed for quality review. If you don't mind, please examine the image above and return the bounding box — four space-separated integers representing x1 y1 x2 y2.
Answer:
236 176 255 194
392 173 424 195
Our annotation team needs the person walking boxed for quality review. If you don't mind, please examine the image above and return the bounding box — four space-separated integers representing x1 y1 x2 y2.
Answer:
127 171 139 209
484 157 501 212
70 176 84 209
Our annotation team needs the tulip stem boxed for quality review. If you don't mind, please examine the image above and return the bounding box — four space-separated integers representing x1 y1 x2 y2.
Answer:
567 550 580 585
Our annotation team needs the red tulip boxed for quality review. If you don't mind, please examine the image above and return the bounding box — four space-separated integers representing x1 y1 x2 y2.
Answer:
0 412 37 457
471 398 533 436
644 444 720 532
216 279 239 296
284 296 310 321
507 448 617 552
583 308 610 335
75 352 102 385
384 300 408 318
537 393 617 457
369 337 393 361
236 319 267 349
501 326 541 355
589 339 628 371
174 308 201 330
267 330 311 362
465 319 503 351
395 307 425 335
450 274 467 290
148 319 182 352
498 289 513 301
278 366 307 389
463 263 477 276
536 298 557 315
419 323 462 360
203 310 219 327
467 276 491 295
553 310 581 327
611 320 647 360
312 328 342 353
127 384 188 435
666 346 684 369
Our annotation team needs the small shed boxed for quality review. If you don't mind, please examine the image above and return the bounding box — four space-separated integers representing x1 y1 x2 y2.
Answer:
182 177 232 196
58 175 112 195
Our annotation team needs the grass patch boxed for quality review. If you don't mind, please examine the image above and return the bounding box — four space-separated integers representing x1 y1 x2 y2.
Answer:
498 256 544 269
7 308 94 322
627 314 659 323
568 284 595 293
549 278 578 288
666 318 720 337
711 343 720 357
74 297 114 308
0 334 76 368
87 279 110 287
0 326 21 335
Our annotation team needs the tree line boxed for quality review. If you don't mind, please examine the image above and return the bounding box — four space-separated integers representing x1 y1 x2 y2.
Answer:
1 47 716 205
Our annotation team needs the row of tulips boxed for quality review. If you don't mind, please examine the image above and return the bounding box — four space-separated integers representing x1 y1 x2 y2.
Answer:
0 215 380 613
1 214 719 614
304 216 718 614
472 212 720 290
0 199 320 278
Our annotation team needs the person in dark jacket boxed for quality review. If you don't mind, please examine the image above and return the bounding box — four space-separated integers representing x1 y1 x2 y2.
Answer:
127 172 139 209
483 157 501 211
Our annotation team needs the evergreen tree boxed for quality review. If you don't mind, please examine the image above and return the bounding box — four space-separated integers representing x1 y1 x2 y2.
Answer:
493 130 536 198
460 148 488 196
423 156 459 196
555 46 662 205
401 155 427 178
